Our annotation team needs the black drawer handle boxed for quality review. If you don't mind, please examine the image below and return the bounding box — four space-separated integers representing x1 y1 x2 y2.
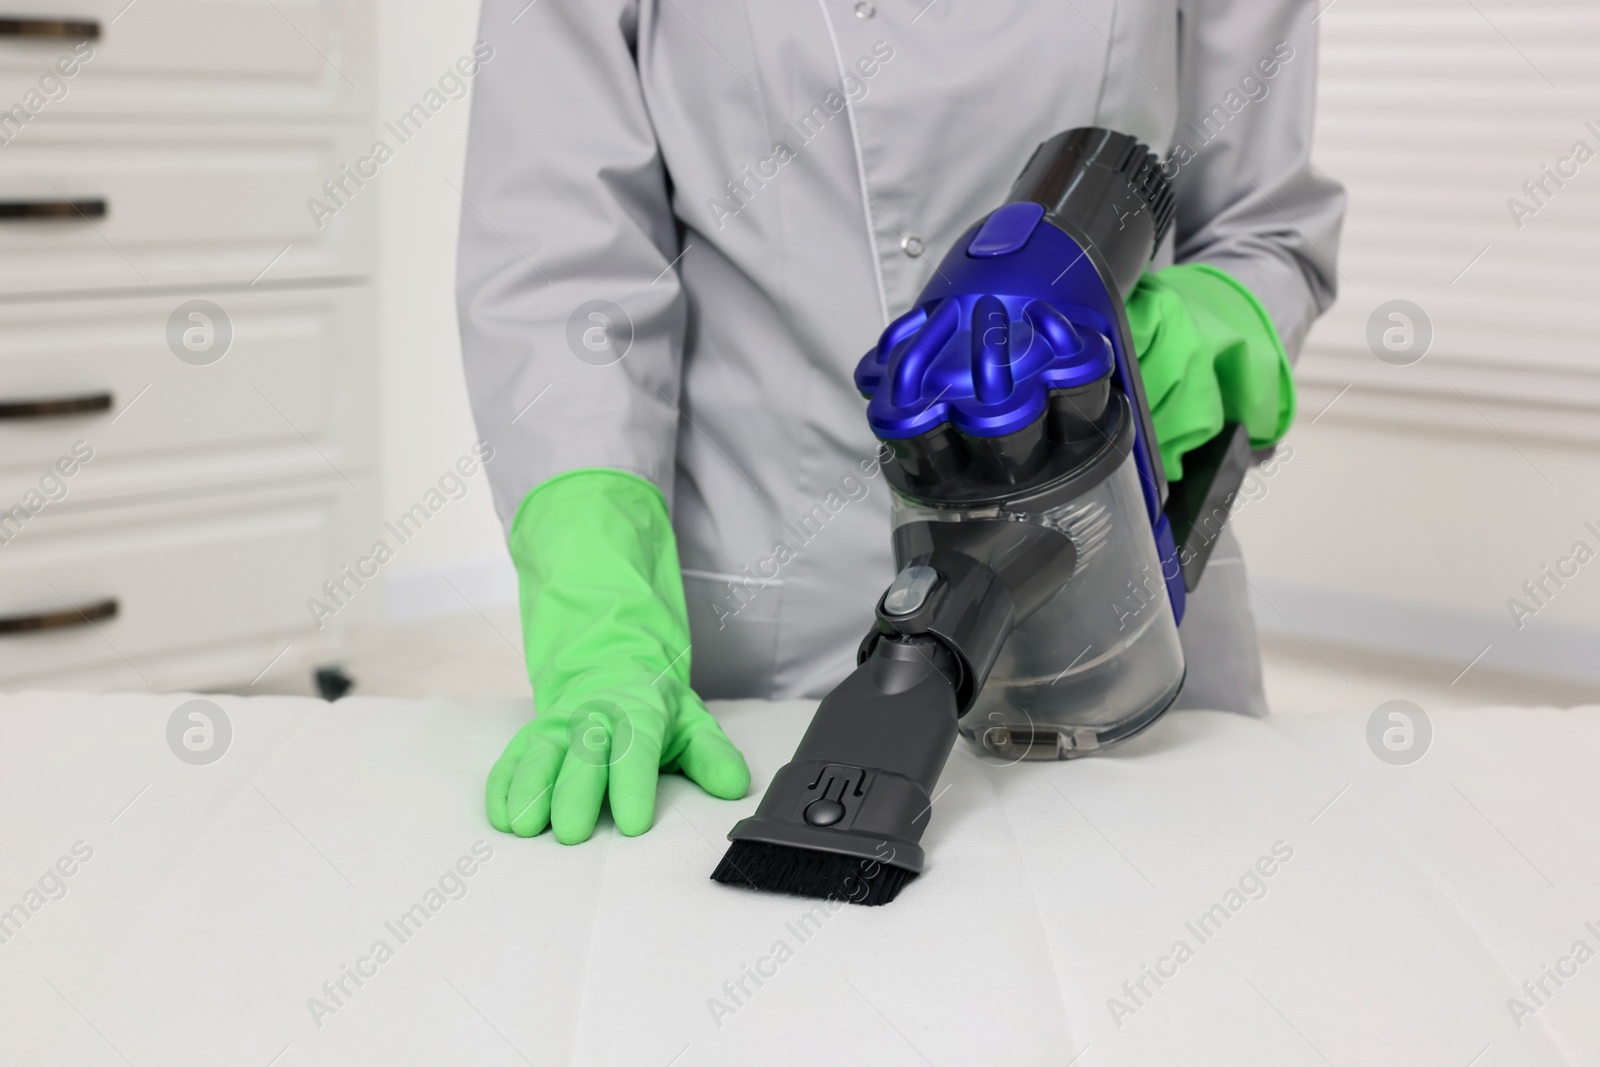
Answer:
0 391 113 419
0 598 118 635
0 17 99 39
0 199 107 221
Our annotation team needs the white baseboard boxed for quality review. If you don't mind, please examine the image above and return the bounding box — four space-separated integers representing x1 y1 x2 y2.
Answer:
1249 579 1600 687
384 552 517 623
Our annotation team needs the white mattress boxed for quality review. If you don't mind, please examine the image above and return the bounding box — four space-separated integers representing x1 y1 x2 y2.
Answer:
2 692 1597 1066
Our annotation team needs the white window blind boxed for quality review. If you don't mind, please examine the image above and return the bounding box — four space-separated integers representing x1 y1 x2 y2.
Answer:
1303 0 1600 444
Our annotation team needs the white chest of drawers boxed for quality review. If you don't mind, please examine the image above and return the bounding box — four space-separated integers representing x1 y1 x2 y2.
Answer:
0 2 377 691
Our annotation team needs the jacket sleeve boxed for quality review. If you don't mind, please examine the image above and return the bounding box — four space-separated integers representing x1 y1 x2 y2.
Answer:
1170 0 1347 360
457 0 685 529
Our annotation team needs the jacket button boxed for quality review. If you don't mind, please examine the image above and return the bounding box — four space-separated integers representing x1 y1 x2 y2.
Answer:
854 2 875 17
901 235 924 258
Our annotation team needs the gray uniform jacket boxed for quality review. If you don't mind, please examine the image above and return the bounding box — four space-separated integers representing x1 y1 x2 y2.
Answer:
457 0 1345 714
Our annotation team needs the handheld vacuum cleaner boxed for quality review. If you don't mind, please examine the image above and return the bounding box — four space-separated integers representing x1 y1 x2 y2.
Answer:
712 128 1253 905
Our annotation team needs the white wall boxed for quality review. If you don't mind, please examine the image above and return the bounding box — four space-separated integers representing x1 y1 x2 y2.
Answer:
374 0 515 620
1233 0 1600 685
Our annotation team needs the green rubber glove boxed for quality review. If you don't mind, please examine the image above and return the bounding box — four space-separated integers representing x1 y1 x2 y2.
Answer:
486 469 750 844
1125 263 1296 482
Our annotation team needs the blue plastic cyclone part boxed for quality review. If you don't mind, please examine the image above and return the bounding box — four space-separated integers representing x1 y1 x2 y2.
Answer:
853 212 1168 541
855 217 1119 444
856 294 1111 440
971 295 1014 403
966 201 1045 257
856 218 1123 444
888 298 959 407
1026 300 1083 360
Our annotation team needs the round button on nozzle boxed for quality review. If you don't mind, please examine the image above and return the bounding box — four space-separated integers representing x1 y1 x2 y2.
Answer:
804 798 846 826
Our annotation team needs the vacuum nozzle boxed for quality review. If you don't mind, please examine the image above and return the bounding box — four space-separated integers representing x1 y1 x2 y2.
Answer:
711 633 961 906
712 517 1079 906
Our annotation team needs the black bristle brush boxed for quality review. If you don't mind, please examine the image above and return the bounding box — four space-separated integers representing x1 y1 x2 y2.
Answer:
710 633 964 907
712 839 917 907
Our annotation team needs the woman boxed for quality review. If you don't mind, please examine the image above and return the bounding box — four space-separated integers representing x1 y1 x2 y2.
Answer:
457 0 1344 844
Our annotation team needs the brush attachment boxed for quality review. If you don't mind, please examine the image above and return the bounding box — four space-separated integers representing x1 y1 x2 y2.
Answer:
711 839 917 907
712 519 1079 907
712 634 965 907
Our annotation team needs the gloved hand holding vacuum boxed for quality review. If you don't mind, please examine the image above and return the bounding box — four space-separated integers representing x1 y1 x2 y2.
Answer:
1127 263 1294 482
487 134 1292 847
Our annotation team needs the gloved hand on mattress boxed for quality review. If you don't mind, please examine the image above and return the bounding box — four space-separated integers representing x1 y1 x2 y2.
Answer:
486 470 750 843
1125 263 1295 482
